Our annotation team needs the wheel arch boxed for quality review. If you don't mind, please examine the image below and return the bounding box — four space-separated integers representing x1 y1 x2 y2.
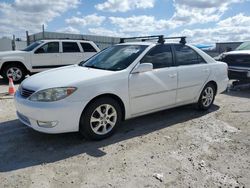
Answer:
196 80 218 102
82 93 126 121
206 80 218 95
0 61 29 75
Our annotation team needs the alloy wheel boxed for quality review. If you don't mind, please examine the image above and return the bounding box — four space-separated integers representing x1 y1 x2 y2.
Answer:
6 67 23 81
202 86 214 107
90 104 117 135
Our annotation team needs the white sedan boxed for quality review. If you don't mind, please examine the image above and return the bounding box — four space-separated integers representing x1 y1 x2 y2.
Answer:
14 38 229 140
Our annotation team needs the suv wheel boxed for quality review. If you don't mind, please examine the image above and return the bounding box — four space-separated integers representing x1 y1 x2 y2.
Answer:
197 83 216 110
2 63 27 83
79 97 122 140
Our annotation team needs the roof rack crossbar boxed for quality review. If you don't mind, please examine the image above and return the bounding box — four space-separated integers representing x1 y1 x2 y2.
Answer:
120 35 164 44
164 36 186 45
120 35 186 45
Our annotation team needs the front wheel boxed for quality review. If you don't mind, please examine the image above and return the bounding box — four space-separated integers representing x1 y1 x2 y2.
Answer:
79 97 122 140
197 83 216 110
2 64 27 83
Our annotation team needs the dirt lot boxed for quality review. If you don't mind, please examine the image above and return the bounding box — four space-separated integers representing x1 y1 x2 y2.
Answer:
0 78 249 188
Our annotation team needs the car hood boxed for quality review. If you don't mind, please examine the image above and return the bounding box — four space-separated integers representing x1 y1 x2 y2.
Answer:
224 50 250 55
21 65 116 91
0 50 27 57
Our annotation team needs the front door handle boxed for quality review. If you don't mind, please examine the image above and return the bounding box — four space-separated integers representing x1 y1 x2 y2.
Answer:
203 68 209 72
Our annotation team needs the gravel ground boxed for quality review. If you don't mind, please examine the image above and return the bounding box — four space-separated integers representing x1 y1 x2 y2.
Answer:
0 78 249 188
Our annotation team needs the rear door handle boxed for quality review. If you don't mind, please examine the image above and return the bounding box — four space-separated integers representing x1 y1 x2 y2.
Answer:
169 73 177 78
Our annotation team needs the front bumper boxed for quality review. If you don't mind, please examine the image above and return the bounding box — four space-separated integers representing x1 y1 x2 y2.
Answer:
228 68 250 81
14 90 87 134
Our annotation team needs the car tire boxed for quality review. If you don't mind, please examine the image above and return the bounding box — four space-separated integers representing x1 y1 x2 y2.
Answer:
197 83 216 111
79 97 122 140
2 63 27 83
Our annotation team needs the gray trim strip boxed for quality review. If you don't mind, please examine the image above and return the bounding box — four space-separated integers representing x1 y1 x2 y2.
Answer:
229 66 250 72
133 88 176 99
133 83 200 99
32 64 71 69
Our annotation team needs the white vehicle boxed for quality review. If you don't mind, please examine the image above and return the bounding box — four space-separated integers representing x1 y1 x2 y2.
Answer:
14 36 229 140
0 39 100 82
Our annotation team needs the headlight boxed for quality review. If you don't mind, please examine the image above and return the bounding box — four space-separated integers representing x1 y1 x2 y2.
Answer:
28 87 77 102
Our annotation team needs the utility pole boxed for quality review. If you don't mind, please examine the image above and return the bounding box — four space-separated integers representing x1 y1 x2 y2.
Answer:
12 35 16 51
42 24 45 39
26 31 30 45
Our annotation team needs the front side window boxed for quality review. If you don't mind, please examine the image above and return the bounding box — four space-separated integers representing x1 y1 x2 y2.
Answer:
62 42 80 53
35 42 59 54
81 43 97 52
174 45 205 66
82 45 147 71
141 44 173 69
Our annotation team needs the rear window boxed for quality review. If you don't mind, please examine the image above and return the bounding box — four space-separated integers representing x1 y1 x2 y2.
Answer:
62 42 80 53
81 43 97 52
174 45 206 65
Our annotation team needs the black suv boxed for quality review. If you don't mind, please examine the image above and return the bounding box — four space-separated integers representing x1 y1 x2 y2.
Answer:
216 51 250 82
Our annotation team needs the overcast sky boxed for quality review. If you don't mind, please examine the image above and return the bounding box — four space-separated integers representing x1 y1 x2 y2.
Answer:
0 0 250 44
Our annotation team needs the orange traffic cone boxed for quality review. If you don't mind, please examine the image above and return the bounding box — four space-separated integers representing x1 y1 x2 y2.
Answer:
8 77 16 95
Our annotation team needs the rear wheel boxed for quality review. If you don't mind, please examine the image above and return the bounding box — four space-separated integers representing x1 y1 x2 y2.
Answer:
79 97 122 140
197 83 216 110
2 63 27 83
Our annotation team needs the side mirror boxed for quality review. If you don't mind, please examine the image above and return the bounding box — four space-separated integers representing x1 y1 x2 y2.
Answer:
132 63 153 73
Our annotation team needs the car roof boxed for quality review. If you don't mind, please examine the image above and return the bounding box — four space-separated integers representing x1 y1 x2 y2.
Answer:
224 50 250 55
40 39 91 43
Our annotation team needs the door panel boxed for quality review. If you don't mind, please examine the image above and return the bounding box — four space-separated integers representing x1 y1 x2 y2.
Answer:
61 42 84 65
32 42 61 71
129 44 177 115
177 64 210 103
80 42 98 61
173 44 210 103
61 53 83 65
129 67 177 115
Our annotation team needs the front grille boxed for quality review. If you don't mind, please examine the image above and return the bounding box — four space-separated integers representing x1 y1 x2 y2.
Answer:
20 87 35 98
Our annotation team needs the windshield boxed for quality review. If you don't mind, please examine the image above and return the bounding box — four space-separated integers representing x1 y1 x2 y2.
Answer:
81 45 148 71
22 41 44 51
235 42 250 51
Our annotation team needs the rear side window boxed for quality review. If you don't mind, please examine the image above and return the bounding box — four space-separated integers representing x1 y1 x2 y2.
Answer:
81 43 97 52
174 45 205 66
141 44 173 69
62 42 80 53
